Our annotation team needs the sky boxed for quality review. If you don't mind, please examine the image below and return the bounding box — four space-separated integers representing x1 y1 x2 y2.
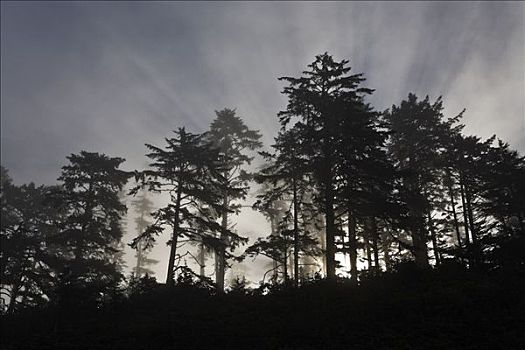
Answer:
1 1 524 285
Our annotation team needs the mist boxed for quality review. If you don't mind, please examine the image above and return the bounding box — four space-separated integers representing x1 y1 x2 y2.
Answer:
2 1 524 289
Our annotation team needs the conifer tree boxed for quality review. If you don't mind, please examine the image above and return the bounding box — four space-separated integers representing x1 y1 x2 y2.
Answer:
131 127 247 287
481 140 525 233
207 108 262 291
252 181 289 282
50 151 130 304
278 53 375 279
130 191 158 277
1 167 63 312
384 94 462 267
333 85 393 280
254 128 319 286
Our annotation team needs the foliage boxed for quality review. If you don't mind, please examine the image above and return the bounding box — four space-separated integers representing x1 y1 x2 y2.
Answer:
130 127 247 286
207 108 262 291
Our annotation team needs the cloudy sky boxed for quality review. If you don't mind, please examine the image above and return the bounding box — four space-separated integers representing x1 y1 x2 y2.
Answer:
1 1 524 284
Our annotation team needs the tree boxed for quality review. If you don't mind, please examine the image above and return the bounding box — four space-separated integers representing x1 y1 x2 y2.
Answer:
278 53 375 279
331 81 393 281
252 181 289 282
131 127 247 287
0 167 62 312
384 94 461 268
255 127 319 286
481 140 525 234
130 191 158 277
454 136 525 266
49 151 130 304
207 108 262 292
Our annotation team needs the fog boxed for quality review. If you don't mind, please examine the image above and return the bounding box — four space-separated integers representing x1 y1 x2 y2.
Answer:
1 1 523 285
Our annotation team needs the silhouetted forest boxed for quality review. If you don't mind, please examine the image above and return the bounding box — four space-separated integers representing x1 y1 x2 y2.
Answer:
1 53 524 349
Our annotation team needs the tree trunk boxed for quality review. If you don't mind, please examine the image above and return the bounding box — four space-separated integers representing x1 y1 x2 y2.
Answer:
427 211 441 265
135 212 145 277
270 212 278 282
320 82 336 281
292 179 299 287
166 183 182 286
370 217 380 272
447 179 462 248
283 245 288 284
463 178 482 265
407 177 429 268
199 242 206 278
409 204 429 268
459 176 471 246
412 227 429 267
464 182 477 244
325 184 336 279
215 194 229 292
363 222 372 271
382 236 392 272
135 241 143 277
348 210 358 284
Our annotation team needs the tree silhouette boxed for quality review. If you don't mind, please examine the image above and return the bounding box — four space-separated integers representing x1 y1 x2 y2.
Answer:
255 127 320 286
0 167 63 312
131 127 247 287
130 191 158 277
278 53 375 279
330 79 393 281
384 94 462 268
207 108 262 291
252 181 290 282
49 151 130 305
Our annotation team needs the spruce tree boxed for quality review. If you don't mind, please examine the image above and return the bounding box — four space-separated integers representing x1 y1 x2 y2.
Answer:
130 191 158 277
131 127 247 287
50 151 130 304
384 94 460 268
1 167 63 312
278 53 375 279
207 108 262 291
255 127 319 286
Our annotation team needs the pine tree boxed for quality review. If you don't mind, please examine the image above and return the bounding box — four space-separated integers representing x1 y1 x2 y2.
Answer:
131 127 247 287
49 151 130 304
384 94 461 268
1 167 63 312
278 53 375 279
252 181 289 282
207 108 262 291
255 127 319 286
130 191 158 277
481 140 525 234
333 86 393 280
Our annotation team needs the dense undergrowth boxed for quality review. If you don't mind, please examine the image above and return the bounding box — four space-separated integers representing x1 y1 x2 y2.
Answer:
2 263 525 350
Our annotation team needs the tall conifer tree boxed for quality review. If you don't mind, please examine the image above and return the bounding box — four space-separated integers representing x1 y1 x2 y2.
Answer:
131 128 246 287
278 53 374 279
207 109 262 291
